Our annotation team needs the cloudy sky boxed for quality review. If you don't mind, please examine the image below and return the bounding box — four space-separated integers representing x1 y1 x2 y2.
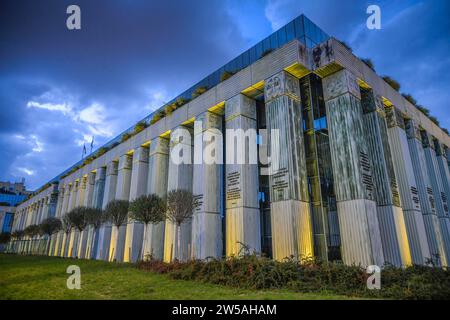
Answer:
1 0 449 191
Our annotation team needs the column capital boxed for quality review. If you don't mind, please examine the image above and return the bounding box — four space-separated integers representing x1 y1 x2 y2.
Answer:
87 171 96 185
322 69 360 101
225 94 256 121
95 167 106 181
194 111 222 134
264 70 300 103
149 136 169 156
360 87 384 115
106 161 119 176
420 130 434 149
170 125 193 147
386 106 406 129
405 118 421 140
133 146 149 163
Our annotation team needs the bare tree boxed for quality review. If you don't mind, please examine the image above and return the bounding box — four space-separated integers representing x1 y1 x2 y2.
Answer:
39 217 62 255
84 207 103 259
129 194 166 260
66 207 89 232
166 189 199 261
61 214 73 257
104 200 129 261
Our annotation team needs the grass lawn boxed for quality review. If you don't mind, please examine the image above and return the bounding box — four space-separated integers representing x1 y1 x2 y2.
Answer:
0 254 356 300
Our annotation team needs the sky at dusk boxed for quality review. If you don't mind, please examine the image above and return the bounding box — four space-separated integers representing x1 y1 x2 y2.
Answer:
1 0 449 191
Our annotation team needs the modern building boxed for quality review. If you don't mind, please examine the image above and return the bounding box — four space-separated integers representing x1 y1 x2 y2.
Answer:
0 179 30 234
8 14 450 267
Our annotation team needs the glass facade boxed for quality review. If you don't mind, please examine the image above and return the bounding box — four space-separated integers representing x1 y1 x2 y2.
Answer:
256 98 272 257
300 74 341 262
0 193 27 206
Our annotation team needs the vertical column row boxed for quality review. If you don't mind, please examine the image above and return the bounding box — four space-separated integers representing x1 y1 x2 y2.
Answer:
322 69 384 267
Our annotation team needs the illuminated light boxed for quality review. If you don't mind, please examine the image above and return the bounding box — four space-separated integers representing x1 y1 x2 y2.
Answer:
160 130 171 138
208 101 225 115
382 96 393 107
141 140 151 147
284 62 310 78
358 78 371 89
241 80 264 98
181 117 195 126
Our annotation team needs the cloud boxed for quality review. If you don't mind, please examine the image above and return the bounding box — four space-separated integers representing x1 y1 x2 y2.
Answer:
17 167 35 176
27 101 72 115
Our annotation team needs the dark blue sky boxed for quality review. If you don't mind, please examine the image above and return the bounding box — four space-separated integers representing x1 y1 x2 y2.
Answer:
1 0 449 190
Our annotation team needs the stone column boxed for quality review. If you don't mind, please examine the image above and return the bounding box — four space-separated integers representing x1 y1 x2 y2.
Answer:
164 126 194 262
264 71 314 261
53 189 63 256
75 175 92 259
421 131 450 265
322 69 384 267
68 180 82 258
360 88 412 267
192 111 223 259
146 137 169 260
436 142 450 214
224 94 261 257
406 120 447 266
96 161 118 260
124 146 149 262
109 154 132 262
88 168 105 259
386 107 430 265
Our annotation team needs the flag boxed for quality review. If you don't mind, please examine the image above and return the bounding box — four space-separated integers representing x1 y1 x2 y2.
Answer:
82 143 87 159
90 136 94 153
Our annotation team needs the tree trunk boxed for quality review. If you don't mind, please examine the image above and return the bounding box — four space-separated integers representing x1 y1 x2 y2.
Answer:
177 223 181 261
141 223 148 261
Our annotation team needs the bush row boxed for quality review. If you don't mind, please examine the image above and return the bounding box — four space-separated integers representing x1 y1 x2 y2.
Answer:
137 255 450 300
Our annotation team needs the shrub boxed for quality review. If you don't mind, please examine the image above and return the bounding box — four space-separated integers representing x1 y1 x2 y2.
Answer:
175 97 189 107
138 255 450 299
382 76 401 92
361 58 375 71
402 93 417 106
121 132 133 143
0 232 11 244
192 86 208 99
339 40 353 53
134 121 147 134
220 70 235 82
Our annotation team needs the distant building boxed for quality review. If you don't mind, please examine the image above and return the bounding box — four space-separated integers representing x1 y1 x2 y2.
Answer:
0 179 30 233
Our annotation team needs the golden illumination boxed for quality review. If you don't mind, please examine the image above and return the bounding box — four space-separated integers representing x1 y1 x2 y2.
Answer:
208 101 225 115
241 80 264 98
160 130 171 138
284 62 310 78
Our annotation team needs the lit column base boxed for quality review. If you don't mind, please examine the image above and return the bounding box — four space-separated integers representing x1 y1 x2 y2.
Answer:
226 207 260 257
192 212 222 260
271 200 313 261
377 205 411 267
124 221 144 262
338 199 384 267
403 208 430 265
96 224 112 261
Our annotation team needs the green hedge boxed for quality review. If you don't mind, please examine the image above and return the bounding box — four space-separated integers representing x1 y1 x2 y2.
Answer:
137 255 450 299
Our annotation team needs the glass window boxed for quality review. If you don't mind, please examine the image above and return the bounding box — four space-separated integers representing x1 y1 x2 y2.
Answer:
255 42 263 59
263 37 271 53
242 50 249 68
270 32 278 50
286 21 295 42
277 26 287 46
294 16 304 38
